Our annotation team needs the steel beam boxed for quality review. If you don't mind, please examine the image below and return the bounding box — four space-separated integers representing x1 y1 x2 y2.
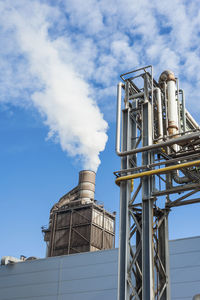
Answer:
118 108 131 300
153 183 200 197
141 89 154 299
158 210 170 300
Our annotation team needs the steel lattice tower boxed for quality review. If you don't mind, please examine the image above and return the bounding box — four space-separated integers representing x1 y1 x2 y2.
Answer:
115 66 200 300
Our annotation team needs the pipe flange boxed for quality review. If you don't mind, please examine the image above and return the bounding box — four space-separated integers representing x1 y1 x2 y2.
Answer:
167 125 179 130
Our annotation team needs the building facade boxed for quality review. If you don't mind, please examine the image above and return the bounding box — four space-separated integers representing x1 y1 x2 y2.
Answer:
1 236 200 300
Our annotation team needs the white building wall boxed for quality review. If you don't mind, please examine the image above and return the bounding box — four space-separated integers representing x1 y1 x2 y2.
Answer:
0 236 200 300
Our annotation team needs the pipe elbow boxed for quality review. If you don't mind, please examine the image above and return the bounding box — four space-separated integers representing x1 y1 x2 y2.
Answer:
117 82 124 88
172 170 191 184
159 70 176 84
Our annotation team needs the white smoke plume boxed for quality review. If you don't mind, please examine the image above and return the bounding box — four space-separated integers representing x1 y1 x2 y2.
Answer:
1 0 200 173
0 1 108 172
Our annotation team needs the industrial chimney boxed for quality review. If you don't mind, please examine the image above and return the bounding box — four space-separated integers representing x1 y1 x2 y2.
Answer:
42 170 115 257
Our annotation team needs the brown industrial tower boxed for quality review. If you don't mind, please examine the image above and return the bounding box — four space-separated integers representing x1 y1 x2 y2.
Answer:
42 170 115 257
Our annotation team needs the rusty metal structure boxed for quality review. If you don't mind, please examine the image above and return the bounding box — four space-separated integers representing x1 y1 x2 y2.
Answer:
42 170 115 256
115 66 200 300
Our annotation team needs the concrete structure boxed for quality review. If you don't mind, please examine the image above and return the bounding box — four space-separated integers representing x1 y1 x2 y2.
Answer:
1 236 200 300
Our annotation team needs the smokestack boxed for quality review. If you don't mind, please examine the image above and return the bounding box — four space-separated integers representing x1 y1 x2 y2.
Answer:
42 170 115 257
78 170 96 202
44 170 96 250
49 170 96 213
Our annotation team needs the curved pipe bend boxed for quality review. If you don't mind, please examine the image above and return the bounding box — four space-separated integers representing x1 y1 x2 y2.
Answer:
172 170 191 184
159 70 176 84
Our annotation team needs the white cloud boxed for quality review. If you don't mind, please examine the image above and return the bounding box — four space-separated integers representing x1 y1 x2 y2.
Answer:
1 0 200 171
63 0 104 35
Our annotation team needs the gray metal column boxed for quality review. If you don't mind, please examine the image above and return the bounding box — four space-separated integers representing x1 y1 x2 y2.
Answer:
158 210 171 300
165 214 171 300
118 107 131 300
142 82 154 299
131 100 143 299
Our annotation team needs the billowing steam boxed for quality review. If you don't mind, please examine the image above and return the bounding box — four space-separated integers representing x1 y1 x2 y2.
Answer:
0 2 108 171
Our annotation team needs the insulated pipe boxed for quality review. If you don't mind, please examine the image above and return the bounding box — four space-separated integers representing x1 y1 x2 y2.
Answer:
155 87 163 139
116 82 123 156
159 70 179 136
115 159 200 186
116 131 200 157
176 79 181 133
164 81 168 134
167 76 179 136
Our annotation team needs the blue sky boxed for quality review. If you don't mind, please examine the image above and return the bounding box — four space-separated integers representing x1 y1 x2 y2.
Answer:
0 0 200 259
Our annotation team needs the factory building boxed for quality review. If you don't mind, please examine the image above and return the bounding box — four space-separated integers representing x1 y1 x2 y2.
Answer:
1 66 200 300
1 236 200 300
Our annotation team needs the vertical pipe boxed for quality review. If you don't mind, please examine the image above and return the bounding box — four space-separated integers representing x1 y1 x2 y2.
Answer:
180 89 186 132
177 98 181 133
167 80 179 137
151 66 154 140
116 82 123 155
159 71 178 137
176 79 181 133
164 82 168 136
156 88 163 139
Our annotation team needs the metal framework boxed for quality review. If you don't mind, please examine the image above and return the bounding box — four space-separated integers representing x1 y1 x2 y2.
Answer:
42 203 115 256
115 66 200 300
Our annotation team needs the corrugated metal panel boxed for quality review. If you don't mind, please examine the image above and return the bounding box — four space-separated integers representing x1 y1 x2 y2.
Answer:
0 249 118 300
0 237 200 300
170 236 200 254
170 236 200 300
